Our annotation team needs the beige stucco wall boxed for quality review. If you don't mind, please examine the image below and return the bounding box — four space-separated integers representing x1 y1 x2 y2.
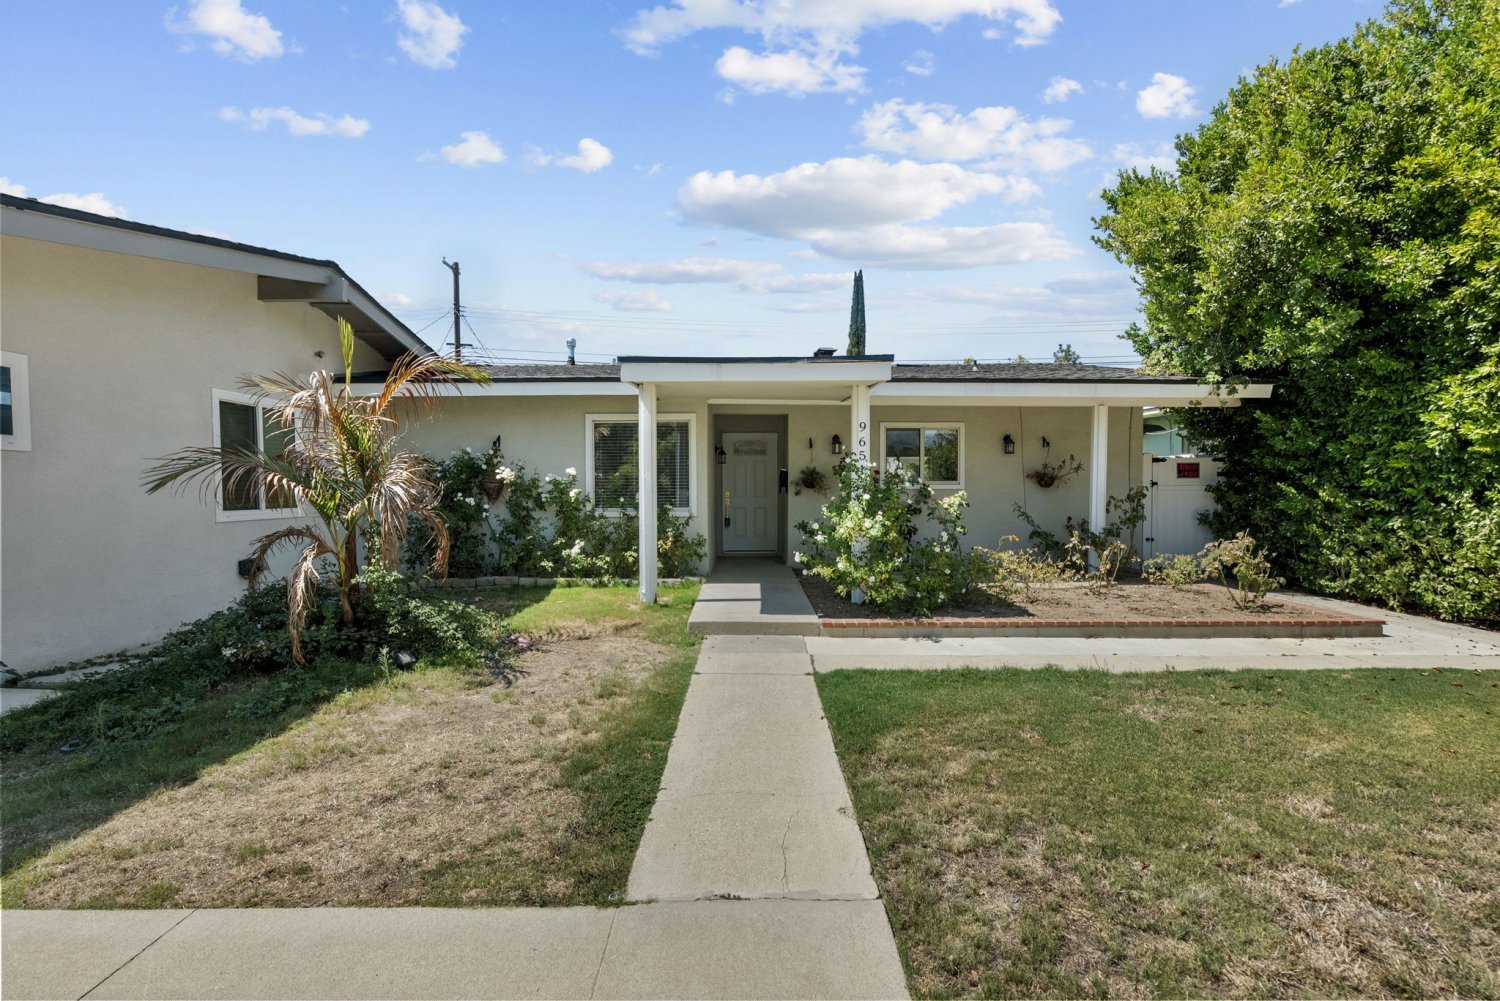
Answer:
0 234 387 670
396 392 714 572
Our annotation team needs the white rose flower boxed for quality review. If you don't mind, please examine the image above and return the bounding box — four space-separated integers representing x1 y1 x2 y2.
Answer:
565 467 577 477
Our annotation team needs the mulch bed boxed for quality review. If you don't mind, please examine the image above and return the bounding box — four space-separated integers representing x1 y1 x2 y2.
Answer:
798 574 1358 624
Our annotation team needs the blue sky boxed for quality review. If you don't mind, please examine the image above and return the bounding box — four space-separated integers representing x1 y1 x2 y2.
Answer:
2 0 1377 364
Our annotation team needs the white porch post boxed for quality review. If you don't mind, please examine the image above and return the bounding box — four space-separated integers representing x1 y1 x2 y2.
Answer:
637 382 658 605
851 383 872 467
1089 404 1109 564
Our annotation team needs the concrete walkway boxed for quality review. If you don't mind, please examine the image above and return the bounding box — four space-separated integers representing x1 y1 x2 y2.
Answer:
628 635 881 902
687 558 819 636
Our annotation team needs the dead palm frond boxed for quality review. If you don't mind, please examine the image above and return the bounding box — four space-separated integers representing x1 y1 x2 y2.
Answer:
144 317 488 662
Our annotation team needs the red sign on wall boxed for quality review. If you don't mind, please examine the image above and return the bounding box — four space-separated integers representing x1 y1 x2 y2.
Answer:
1176 462 1200 479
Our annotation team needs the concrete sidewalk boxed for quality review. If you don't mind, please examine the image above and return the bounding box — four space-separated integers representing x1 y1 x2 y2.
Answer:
687 559 819 636
1 901 906 1000
808 594 1500 672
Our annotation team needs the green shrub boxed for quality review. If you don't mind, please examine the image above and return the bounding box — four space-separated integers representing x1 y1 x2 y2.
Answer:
1094 0 1500 623
976 536 1075 603
796 460 984 615
407 449 707 580
1014 486 1148 582
1143 553 1207 589
0 567 511 756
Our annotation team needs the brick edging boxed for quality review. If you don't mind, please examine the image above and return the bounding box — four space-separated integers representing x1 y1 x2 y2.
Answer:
818 600 1385 639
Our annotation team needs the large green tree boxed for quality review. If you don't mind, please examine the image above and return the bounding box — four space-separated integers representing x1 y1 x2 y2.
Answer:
1095 0 1499 623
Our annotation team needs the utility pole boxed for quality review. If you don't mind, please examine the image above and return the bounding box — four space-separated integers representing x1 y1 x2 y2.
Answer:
441 258 462 362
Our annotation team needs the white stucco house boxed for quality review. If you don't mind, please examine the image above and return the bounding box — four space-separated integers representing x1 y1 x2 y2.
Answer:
0 194 429 670
1 195 1272 669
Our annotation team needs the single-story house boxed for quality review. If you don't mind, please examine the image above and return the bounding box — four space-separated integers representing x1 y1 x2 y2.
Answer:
385 358 1271 603
0 195 1272 668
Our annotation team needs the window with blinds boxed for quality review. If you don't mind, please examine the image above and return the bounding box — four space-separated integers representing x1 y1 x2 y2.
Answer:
590 418 691 511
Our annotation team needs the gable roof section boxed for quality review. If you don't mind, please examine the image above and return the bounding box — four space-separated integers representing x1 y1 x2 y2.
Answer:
0 193 431 362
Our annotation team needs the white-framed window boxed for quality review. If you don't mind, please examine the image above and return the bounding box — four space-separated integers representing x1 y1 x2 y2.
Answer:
1 351 32 451
585 412 695 515
212 388 300 522
880 422 964 488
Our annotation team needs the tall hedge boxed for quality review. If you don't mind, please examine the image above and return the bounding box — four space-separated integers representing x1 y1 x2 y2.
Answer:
1095 0 1499 623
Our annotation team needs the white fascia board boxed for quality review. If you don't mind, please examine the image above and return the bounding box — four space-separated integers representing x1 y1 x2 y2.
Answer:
3 206 332 283
620 360 892 385
347 380 636 398
871 381 1272 406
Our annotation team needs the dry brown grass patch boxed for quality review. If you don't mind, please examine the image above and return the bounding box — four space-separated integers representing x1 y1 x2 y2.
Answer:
15 633 670 909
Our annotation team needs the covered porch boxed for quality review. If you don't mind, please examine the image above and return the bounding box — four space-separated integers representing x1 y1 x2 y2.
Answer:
623 357 1272 604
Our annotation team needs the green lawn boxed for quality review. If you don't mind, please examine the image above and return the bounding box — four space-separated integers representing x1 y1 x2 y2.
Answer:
2 582 700 908
818 667 1500 999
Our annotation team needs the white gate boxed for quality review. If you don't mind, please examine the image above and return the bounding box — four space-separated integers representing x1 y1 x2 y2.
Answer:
1142 454 1221 559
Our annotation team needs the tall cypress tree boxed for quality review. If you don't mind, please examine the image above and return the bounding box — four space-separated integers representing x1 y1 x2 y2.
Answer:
846 270 866 356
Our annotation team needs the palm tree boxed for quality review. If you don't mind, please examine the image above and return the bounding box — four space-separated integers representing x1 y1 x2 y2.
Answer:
144 319 487 660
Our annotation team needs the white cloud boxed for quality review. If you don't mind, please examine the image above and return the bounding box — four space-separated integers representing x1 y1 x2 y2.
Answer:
620 1 1063 55
219 106 370 138
740 272 851 293
596 290 673 312
714 46 864 95
167 0 284 61
439 130 505 167
918 270 1135 315
805 221 1073 269
0 177 129 217
678 155 1035 238
1100 141 1177 189
904 49 935 77
38 192 129 218
395 0 468 69
856 99 1091 173
531 137 615 173
1279 0 1303 6
1042 75 1082 103
622 1 1060 98
585 257 782 284
1136 72 1198 119
383 292 415 307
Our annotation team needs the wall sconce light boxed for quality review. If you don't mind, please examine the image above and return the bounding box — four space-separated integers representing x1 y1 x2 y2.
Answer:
715 445 727 465
1002 434 1016 454
1041 436 1051 449
492 434 503 451
831 434 845 455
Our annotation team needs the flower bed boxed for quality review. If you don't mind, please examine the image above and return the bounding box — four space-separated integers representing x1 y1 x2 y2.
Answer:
798 575 1385 638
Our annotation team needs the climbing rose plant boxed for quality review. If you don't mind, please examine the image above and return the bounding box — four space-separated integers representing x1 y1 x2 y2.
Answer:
796 460 981 615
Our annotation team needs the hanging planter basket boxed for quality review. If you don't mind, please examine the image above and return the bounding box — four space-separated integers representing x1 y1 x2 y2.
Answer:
1027 454 1084 489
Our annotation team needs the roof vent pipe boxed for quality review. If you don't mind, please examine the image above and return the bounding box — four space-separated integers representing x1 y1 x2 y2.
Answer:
566 338 577 365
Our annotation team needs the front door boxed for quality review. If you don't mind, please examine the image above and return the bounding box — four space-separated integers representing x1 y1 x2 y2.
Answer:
722 432 778 553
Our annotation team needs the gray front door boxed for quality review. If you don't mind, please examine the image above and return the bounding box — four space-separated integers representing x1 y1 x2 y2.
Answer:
722 432 778 552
